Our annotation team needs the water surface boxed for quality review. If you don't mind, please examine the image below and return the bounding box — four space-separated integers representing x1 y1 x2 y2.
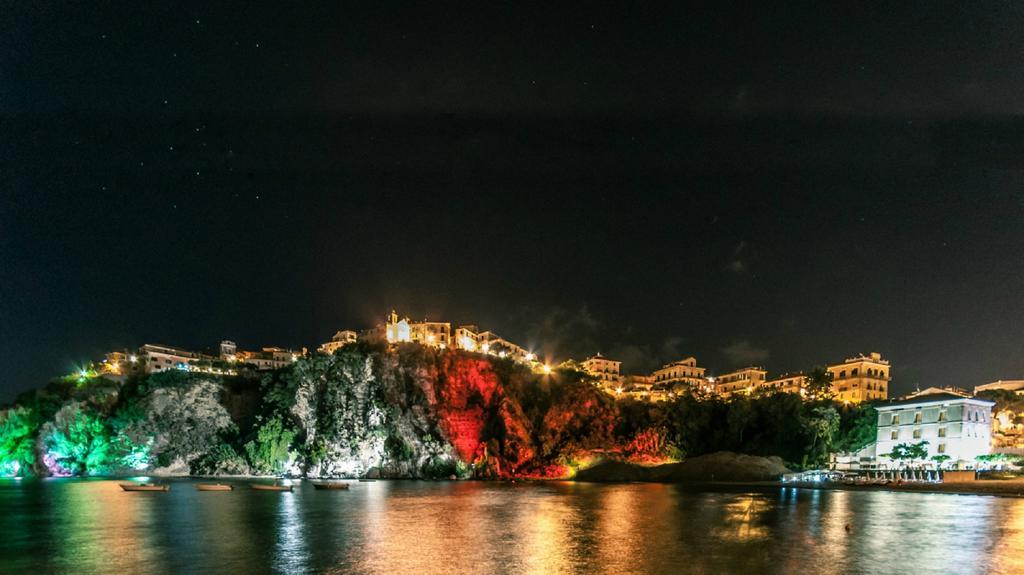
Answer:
1 478 1021 574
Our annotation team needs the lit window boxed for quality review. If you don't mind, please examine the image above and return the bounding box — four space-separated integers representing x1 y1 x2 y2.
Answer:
938 428 946 438
938 444 946 454
891 430 898 440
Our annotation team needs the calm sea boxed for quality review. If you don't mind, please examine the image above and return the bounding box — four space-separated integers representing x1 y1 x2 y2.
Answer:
0 478 1021 574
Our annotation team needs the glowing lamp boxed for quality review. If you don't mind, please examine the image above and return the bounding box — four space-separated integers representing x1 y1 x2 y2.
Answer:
481 343 491 353
129 355 138 363
525 352 536 362
542 364 552 375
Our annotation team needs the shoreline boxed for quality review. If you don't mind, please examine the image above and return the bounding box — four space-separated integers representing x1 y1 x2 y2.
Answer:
8 475 1024 497
719 479 1024 499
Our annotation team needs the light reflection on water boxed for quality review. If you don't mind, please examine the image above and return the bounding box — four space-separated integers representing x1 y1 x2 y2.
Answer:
0 479 1022 574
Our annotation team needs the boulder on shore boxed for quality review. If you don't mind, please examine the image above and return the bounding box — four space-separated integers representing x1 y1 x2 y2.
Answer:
575 452 791 483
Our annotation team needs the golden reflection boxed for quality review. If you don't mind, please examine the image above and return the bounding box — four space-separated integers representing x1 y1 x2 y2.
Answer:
51 480 158 572
517 487 576 574
593 483 680 574
989 497 1024 574
712 492 773 542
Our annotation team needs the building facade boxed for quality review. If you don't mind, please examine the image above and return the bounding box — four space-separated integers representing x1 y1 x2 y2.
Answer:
652 357 707 392
319 330 358 354
237 347 302 370
714 367 768 398
477 331 529 361
875 391 995 465
974 380 1024 395
759 373 807 396
827 352 890 403
138 343 213 373
582 354 625 391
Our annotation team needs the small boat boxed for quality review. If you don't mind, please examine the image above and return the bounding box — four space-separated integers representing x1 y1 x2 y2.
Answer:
312 482 350 490
250 483 293 492
120 483 170 492
358 478 377 483
196 483 234 491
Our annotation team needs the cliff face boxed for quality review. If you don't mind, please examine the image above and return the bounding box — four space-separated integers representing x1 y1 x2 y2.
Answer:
0 343 868 478
1 344 636 478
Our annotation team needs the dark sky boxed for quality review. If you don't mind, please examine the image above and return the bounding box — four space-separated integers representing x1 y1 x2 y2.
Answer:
4 3 1024 400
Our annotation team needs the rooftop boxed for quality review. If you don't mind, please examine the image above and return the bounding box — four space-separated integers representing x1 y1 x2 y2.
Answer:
875 392 995 410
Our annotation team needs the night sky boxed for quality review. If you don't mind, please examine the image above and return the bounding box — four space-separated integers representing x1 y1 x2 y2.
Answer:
4 3 1024 400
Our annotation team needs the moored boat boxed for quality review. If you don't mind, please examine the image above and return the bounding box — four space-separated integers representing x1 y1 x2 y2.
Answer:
120 483 170 492
312 482 350 490
250 483 293 492
196 483 234 491
358 479 377 482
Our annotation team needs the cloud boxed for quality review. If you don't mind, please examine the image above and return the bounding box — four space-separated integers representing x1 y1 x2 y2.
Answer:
721 339 770 366
608 335 689 375
725 241 749 274
510 304 602 362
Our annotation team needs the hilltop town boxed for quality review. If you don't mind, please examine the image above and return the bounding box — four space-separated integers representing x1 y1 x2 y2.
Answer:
92 310 892 404
2 309 1021 483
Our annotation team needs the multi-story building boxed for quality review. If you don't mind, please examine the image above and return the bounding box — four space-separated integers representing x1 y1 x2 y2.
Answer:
410 322 451 347
477 331 529 361
652 357 707 392
319 330 358 354
623 374 655 400
454 325 480 351
827 352 890 403
714 367 767 398
974 380 1024 455
236 347 302 370
581 354 625 391
138 343 214 374
362 311 534 363
875 390 995 465
759 372 808 396
366 311 452 348
974 380 1024 395
219 340 237 360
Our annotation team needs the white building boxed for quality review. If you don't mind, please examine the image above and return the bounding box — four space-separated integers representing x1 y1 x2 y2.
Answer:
652 357 707 391
138 343 213 373
581 353 625 391
875 391 995 466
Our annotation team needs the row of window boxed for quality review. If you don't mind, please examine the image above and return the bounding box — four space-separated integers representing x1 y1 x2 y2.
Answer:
892 428 948 440
889 411 986 425
835 367 887 379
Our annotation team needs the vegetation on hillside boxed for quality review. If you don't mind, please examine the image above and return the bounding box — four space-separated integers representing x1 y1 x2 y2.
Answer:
0 344 880 477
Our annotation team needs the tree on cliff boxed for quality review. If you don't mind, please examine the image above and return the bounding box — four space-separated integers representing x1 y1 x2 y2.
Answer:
38 402 114 475
801 405 840 468
245 416 295 475
834 403 878 453
804 367 833 399
0 407 40 476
